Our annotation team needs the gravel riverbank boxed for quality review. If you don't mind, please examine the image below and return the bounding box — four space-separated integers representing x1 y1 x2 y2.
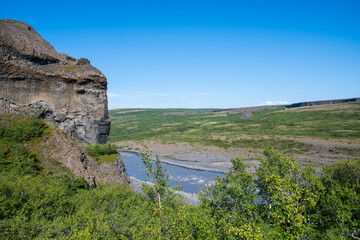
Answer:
116 141 261 174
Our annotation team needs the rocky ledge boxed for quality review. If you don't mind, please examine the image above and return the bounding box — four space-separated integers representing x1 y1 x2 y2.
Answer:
0 19 110 144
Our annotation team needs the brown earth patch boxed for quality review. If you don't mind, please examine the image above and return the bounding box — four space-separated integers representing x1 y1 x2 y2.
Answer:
247 124 262 127
116 110 145 114
162 123 183 127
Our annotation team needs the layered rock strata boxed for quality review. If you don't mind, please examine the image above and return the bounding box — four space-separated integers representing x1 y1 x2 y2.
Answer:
0 19 110 144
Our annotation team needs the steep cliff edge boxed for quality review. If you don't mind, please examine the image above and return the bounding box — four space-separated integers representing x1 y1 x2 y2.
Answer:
0 19 129 186
0 19 110 144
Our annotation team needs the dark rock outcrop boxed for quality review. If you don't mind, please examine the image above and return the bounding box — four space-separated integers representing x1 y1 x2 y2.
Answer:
285 98 360 109
0 19 110 144
240 111 253 119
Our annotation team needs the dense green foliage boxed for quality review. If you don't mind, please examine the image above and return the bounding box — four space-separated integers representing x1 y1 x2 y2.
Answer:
140 147 183 208
199 148 360 239
1 114 359 239
85 143 118 163
0 115 45 174
0 115 154 239
0 115 45 143
0 171 154 239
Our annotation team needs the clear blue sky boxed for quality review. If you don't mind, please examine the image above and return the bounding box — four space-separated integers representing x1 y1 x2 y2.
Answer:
2 0 360 109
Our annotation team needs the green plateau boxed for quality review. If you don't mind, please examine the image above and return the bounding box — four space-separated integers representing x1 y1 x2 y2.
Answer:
110 102 360 166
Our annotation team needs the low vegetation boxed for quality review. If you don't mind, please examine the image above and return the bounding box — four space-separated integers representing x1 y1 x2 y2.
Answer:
0 114 45 143
85 142 118 163
109 103 360 164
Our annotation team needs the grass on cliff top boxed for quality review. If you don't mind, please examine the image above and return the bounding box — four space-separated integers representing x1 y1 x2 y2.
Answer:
109 102 360 156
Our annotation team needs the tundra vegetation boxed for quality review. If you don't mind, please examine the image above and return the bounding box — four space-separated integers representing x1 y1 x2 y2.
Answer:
1 114 360 239
110 102 360 165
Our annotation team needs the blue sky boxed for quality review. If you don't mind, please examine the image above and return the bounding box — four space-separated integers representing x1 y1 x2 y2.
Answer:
2 0 360 109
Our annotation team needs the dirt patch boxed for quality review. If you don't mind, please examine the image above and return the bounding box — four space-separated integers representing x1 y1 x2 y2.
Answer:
111 116 130 119
116 110 145 114
247 124 262 127
162 123 183 127
332 110 360 114
334 130 358 133
210 135 228 141
207 113 228 117
284 103 360 112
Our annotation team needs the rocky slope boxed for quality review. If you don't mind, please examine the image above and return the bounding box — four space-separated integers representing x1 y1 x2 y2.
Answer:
0 19 110 144
36 125 130 186
0 96 130 186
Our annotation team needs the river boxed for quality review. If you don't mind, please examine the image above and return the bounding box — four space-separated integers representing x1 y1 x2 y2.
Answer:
119 151 225 194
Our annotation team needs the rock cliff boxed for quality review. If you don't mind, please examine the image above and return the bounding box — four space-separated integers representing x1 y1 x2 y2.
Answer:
0 19 110 144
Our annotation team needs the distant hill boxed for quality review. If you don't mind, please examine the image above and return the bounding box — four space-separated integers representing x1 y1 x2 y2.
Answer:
285 97 360 108
160 97 360 116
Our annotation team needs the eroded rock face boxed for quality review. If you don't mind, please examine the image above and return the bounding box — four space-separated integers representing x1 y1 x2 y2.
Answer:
36 123 130 186
39 127 130 186
0 19 110 144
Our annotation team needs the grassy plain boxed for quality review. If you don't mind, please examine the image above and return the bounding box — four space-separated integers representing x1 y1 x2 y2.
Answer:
109 102 360 165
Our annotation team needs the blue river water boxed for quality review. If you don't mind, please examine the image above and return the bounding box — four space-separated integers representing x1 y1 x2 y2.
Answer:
119 151 224 194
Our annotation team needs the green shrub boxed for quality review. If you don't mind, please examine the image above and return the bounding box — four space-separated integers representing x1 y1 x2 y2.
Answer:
0 171 151 239
12 145 40 175
85 143 117 156
0 115 45 143
96 153 118 163
318 158 360 238
0 141 9 162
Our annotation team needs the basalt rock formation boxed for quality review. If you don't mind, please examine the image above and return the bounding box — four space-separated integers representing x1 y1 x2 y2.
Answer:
0 19 110 144
0 73 130 187
285 97 360 109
